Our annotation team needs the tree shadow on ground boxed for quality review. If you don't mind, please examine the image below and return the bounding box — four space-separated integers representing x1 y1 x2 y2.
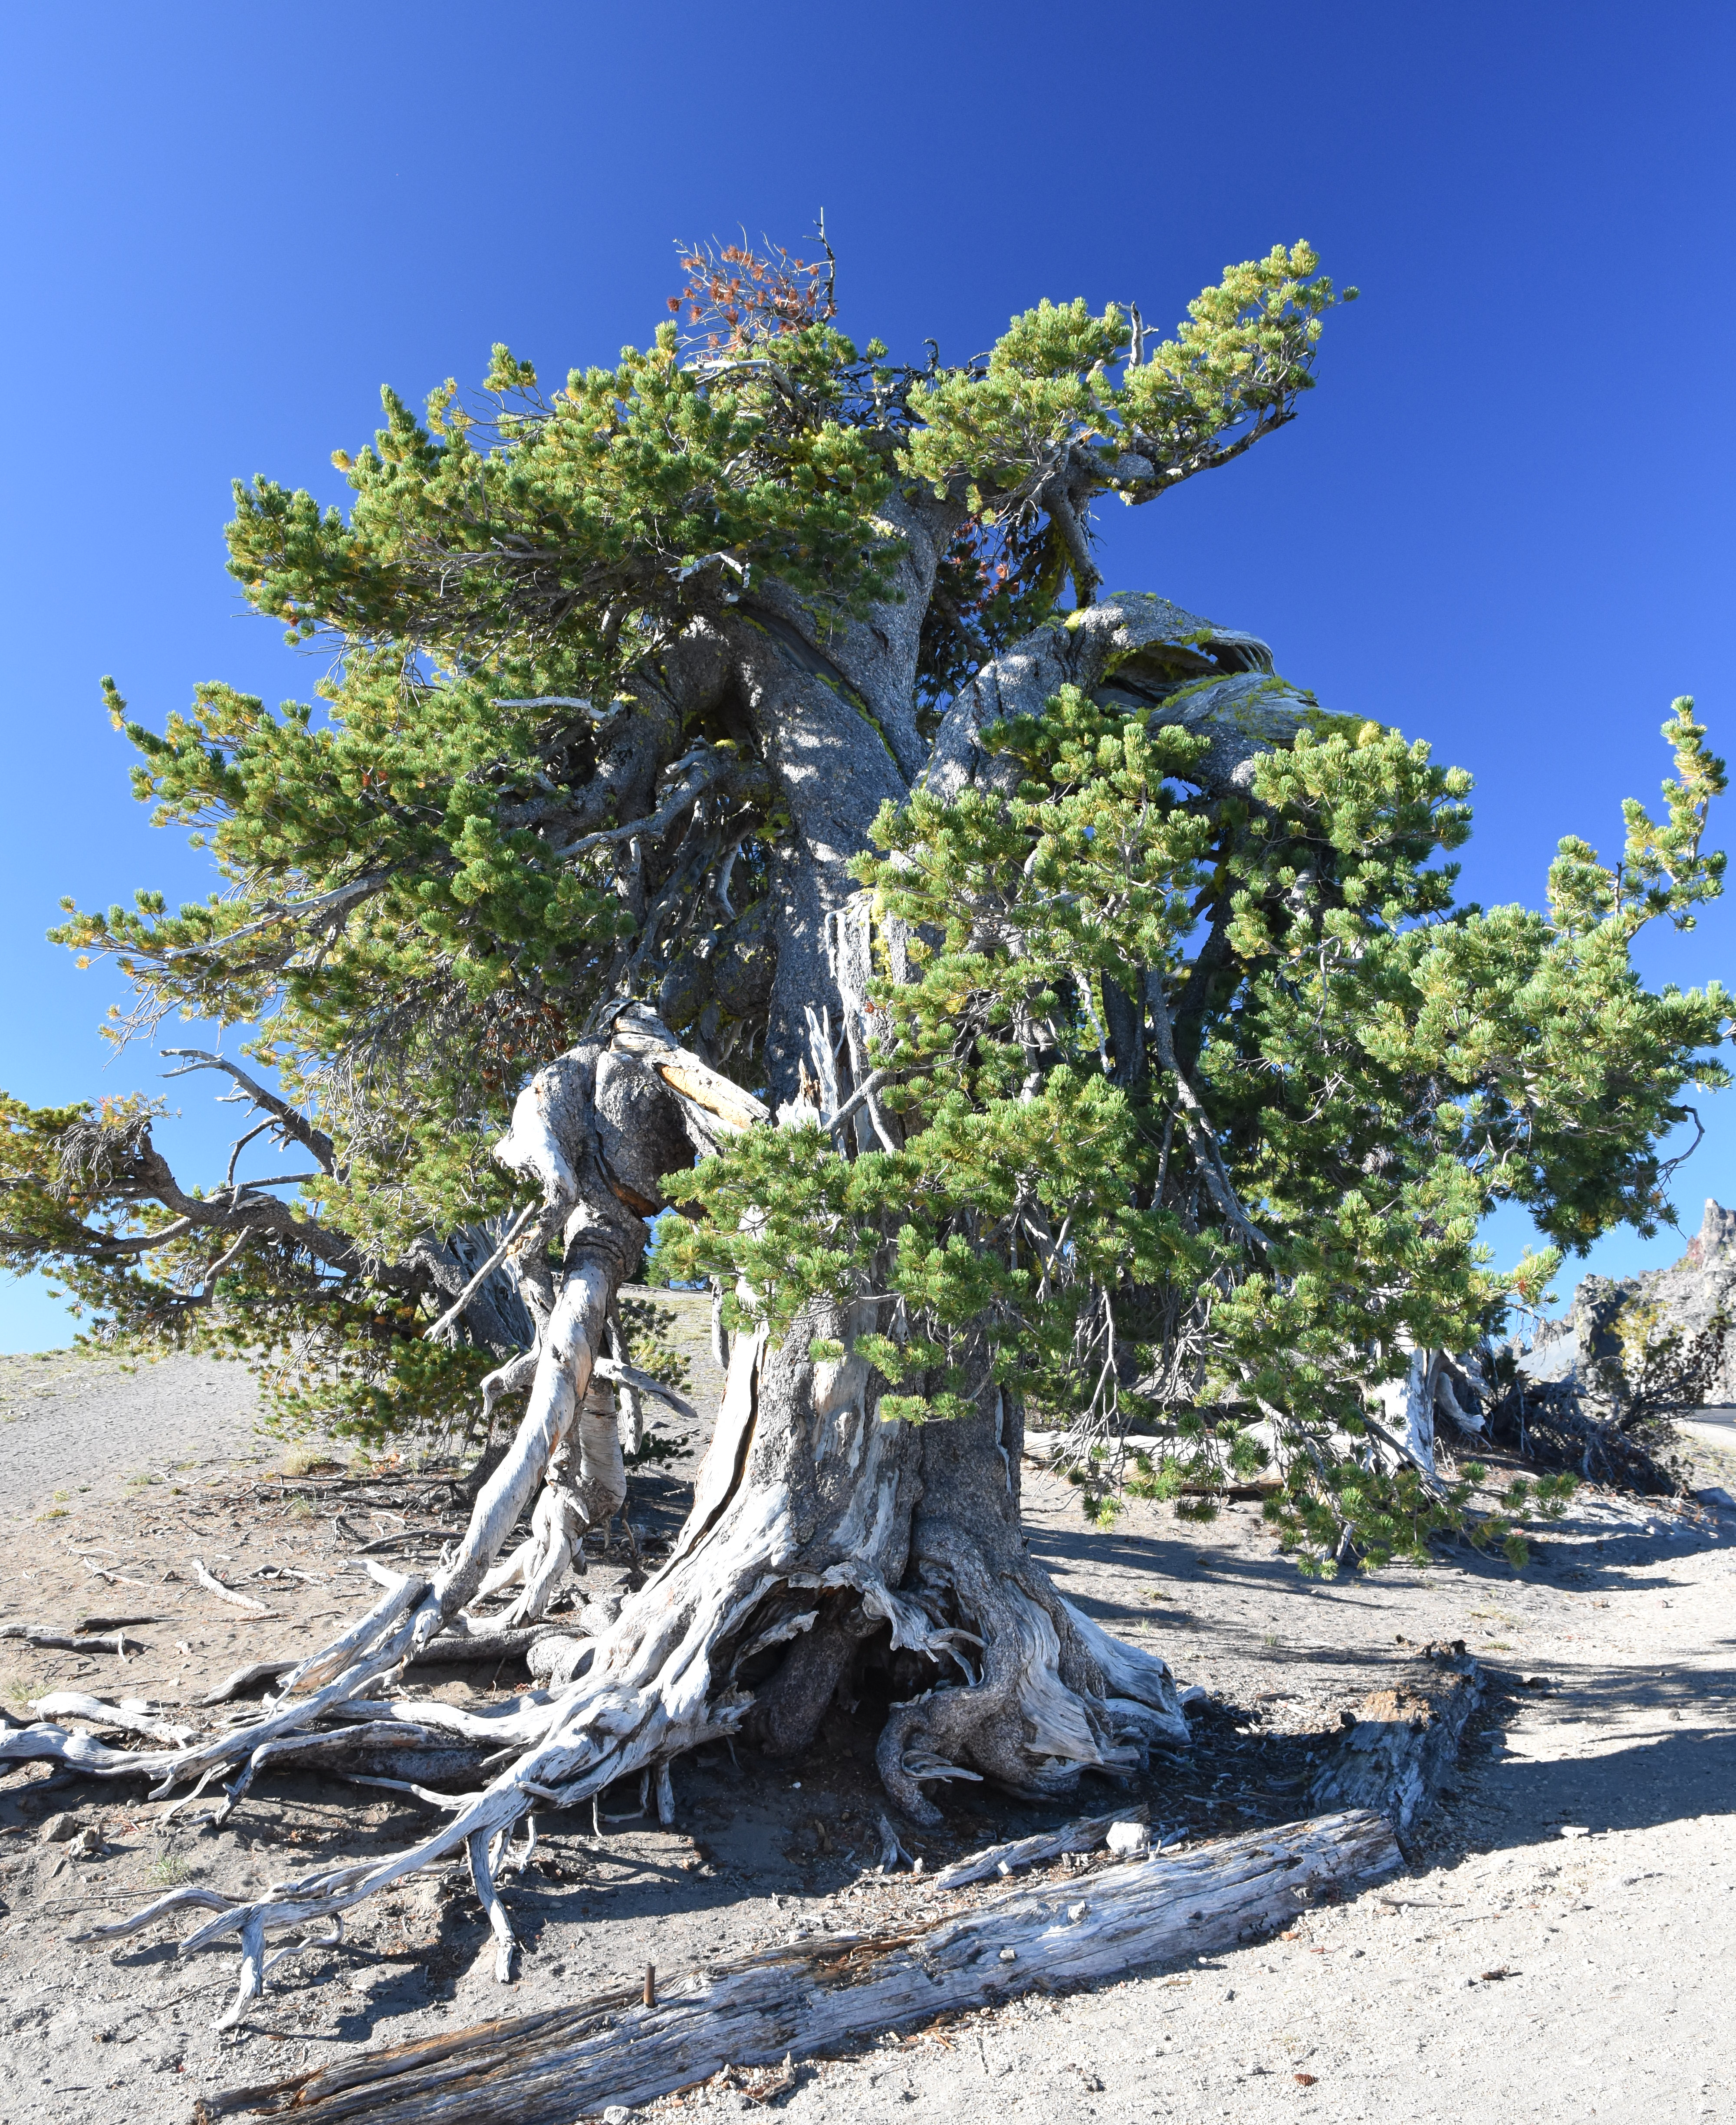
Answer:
1443 1724 1736 1851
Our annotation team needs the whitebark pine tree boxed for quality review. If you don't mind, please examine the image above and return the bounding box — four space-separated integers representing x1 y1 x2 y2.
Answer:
3 234 1726 2028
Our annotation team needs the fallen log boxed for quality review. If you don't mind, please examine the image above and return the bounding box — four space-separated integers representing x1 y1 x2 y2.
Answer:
2 1714 482 1799
1308 1643 1484 1834
929 1804 1150 1890
195 1809 1400 2123
1 1719 174 1777
208 1722 451 1826
0 1623 147 1654
348 1527 459 1556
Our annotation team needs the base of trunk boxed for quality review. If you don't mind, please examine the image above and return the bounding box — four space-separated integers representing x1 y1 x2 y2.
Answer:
52 1317 1186 2030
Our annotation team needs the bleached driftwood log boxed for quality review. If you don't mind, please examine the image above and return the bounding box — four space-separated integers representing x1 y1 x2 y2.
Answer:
0 1622 148 1655
196 1810 1399 2125
1308 1645 1484 1834
928 1803 1150 1890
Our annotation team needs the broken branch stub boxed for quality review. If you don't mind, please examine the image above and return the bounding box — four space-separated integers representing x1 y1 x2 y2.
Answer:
929 1803 1151 1890
1309 1645 1485 1833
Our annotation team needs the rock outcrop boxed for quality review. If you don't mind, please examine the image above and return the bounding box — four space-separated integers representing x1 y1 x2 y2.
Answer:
1519 1197 1736 1413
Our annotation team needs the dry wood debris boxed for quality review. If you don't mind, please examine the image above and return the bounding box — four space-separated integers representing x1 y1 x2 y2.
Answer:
195 1809 1401 2124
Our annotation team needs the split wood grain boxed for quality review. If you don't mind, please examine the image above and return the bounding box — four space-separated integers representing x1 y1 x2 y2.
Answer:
1309 1644 1484 1833
197 1809 1401 2125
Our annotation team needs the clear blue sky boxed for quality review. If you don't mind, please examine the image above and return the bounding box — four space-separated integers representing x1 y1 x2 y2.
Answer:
2 2 1731 1349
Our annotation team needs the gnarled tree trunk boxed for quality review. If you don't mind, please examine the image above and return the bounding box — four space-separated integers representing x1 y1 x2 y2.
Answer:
20 582 1310 2025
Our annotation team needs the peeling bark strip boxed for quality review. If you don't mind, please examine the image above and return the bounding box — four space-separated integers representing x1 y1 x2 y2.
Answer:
1308 1646 1485 1834
197 1812 1401 2125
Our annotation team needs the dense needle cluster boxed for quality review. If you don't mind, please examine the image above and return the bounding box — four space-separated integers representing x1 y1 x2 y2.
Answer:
0 230 1726 1570
659 688 1727 1564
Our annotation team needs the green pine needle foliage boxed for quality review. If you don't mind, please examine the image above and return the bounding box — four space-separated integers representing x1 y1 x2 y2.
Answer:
657 688 1728 1573
3 230 1725 1538
3 236 1359 1439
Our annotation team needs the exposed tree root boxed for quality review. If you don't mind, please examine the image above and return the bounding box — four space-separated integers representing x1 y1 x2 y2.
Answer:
42 1303 1185 2027
7 1000 1187 2030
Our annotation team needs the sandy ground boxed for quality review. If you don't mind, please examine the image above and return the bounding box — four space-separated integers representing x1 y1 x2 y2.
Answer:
1 1348 266 1528
1 1315 1733 2125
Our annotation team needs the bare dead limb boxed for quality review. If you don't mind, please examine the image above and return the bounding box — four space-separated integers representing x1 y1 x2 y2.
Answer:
420 1201 536 1344
30 1694 197 1747
192 1561 272 1615
546 745 765 864
153 874 392 968
198 1661 299 1706
1144 974 1266 1253
7 1007 791 2026
590 1355 699 1423
160 1048 337 1174
0 1623 148 1655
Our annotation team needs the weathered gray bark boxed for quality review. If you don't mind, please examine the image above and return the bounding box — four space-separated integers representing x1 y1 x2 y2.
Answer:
923 593 1296 803
1308 1645 1485 1836
927 1802 1149 1889
728 617 911 1109
194 1810 1402 2125
13 587 1311 2029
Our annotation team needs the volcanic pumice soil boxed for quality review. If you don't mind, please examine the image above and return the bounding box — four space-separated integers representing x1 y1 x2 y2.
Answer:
1 1298 1732 2125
